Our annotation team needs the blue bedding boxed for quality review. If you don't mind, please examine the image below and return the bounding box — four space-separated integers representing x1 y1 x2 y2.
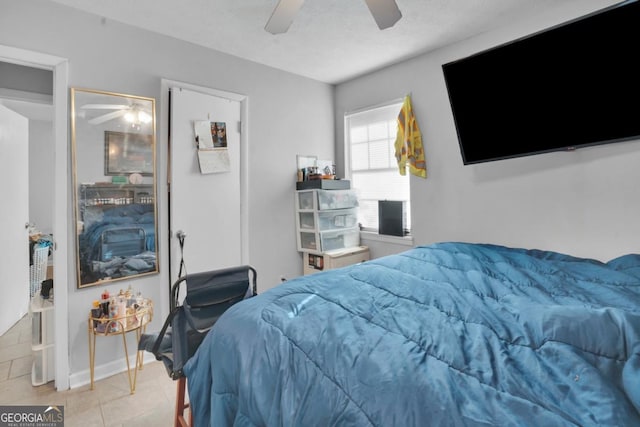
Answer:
79 204 156 282
184 242 640 426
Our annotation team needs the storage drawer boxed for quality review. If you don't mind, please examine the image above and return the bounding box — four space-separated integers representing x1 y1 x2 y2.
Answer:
32 346 54 386
296 189 359 211
317 208 358 230
30 297 54 346
316 189 358 210
320 228 360 251
297 227 360 253
298 208 358 232
297 191 315 210
298 231 319 252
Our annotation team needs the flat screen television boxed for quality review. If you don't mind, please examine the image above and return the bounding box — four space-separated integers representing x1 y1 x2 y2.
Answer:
442 0 640 165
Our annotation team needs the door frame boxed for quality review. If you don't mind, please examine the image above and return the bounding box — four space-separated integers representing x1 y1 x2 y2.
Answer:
159 79 249 320
0 45 70 390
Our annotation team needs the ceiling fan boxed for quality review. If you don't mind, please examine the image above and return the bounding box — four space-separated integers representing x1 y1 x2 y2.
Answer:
81 103 152 125
265 0 402 34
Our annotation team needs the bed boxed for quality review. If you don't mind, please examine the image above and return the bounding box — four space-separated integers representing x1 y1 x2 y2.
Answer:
79 203 156 282
184 242 640 426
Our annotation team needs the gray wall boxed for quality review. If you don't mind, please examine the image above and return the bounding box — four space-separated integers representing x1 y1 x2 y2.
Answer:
335 0 640 262
1 0 334 383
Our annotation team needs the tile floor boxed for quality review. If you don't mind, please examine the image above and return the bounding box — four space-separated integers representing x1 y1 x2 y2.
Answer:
0 315 185 426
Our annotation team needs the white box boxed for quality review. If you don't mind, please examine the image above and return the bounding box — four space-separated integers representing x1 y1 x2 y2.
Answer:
303 246 370 275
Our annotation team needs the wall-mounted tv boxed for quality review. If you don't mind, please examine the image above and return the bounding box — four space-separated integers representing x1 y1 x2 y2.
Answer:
442 0 640 165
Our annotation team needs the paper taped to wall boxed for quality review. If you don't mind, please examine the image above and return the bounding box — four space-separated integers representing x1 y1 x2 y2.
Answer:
194 120 214 148
198 148 230 174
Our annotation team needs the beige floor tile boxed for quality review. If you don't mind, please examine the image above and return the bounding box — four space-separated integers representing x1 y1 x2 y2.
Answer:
101 388 169 426
122 402 174 427
0 374 43 404
0 341 32 363
9 355 33 378
18 328 33 344
63 385 103 417
1 315 177 427
0 330 20 347
0 359 10 381
64 404 106 427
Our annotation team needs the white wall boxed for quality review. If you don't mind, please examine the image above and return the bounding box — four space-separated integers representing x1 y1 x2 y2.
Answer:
1 0 334 384
29 120 54 234
335 0 639 263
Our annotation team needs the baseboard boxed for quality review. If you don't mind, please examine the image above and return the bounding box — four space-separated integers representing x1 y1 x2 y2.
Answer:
68 352 157 389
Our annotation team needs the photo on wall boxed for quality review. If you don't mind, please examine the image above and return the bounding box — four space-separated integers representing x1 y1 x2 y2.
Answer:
210 122 227 148
193 120 230 174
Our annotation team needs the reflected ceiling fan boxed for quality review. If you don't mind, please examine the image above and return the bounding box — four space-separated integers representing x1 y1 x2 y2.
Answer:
81 103 152 126
265 0 402 34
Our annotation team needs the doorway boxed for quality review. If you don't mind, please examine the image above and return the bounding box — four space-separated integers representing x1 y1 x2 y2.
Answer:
161 80 249 305
0 62 55 333
0 45 69 390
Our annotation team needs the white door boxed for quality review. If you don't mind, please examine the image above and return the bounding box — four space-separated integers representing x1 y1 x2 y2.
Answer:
0 104 30 335
169 87 243 283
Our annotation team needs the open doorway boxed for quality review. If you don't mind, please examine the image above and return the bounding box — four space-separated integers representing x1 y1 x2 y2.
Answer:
0 61 55 384
0 46 69 391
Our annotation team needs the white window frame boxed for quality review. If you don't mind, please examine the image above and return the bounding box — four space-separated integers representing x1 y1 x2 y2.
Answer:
344 100 412 241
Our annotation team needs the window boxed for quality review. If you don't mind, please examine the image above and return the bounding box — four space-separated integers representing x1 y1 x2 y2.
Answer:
345 102 411 234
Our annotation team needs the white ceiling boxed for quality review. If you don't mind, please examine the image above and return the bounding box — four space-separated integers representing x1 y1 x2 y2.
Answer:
45 0 610 84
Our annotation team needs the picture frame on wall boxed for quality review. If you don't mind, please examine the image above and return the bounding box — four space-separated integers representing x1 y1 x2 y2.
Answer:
104 131 153 176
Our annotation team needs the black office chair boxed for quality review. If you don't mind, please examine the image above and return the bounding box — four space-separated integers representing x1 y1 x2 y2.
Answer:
139 265 257 427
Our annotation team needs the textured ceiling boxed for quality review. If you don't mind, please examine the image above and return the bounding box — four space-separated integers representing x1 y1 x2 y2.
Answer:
42 0 621 84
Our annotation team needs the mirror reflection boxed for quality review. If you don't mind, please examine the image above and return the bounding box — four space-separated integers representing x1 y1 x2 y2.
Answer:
71 88 158 288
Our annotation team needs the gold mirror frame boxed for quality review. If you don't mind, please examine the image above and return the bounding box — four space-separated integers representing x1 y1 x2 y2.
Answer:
71 88 159 288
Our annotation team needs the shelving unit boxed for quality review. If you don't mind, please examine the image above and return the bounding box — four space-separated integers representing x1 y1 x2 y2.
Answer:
295 187 369 274
30 296 54 386
295 189 361 254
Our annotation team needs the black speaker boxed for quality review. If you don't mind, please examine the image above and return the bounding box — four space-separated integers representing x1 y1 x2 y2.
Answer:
41 278 53 299
378 200 406 236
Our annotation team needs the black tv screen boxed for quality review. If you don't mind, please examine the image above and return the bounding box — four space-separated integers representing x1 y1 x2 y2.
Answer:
442 0 640 165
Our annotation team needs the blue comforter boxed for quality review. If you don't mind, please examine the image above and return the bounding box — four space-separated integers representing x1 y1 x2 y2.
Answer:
184 242 640 426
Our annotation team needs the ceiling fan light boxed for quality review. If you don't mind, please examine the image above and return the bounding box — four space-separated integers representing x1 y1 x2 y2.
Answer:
124 111 135 123
138 111 152 124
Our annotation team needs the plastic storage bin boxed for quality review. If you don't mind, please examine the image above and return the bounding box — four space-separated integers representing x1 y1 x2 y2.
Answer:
296 189 359 211
297 227 360 254
30 297 54 386
298 208 358 232
32 346 54 386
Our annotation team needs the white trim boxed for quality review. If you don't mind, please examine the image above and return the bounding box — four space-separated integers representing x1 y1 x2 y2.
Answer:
360 230 414 246
0 88 52 104
160 78 249 319
68 352 157 390
0 44 70 391
344 97 404 117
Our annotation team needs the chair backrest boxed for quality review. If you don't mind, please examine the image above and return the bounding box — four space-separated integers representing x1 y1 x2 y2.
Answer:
173 265 257 332
149 265 257 379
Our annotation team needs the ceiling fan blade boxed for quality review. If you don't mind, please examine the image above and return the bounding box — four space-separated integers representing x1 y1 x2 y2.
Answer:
265 0 304 34
88 110 127 125
364 0 402 30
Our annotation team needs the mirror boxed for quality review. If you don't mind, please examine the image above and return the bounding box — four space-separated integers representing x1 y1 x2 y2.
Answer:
71 88 158 288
